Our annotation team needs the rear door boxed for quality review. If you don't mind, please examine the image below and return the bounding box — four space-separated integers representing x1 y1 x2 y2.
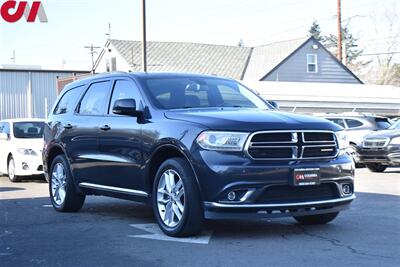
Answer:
96 78 146 191
67 80 112 185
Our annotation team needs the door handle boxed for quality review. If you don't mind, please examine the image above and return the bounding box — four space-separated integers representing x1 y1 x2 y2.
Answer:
100 125 111 131
63 123 73 129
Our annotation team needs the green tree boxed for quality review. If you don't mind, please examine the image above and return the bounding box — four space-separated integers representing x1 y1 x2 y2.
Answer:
323 26 363 65
308 20 324 42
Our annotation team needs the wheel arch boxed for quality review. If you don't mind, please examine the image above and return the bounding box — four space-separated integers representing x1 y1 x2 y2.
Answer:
46 144 67 172
145 144 201 196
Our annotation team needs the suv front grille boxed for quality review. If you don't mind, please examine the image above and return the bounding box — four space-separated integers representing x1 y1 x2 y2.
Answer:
246 131 338 160
363 138 389 148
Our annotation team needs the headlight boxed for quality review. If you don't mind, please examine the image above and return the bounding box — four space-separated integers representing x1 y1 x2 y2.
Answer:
335 131 350 150
196 131 249 151
17 148 37 156
390 137 400 145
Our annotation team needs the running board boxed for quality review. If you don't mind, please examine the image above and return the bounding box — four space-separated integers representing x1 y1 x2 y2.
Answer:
79 182 149 197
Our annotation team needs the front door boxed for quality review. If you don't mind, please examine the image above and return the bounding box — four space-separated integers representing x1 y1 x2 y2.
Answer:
97 79 145 192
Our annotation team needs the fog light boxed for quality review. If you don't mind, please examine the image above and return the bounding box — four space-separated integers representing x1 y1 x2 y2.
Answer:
227 191 236 201
22 162 29 170
342 184 352 195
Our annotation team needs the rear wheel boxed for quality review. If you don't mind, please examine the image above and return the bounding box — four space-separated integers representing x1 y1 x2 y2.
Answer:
8 157 20 183
294 212 339 225
49 155 85 212
153 158 203 237
366 163 387 173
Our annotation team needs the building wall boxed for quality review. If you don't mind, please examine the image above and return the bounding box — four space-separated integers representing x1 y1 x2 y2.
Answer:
95 43 133 73
262 39 361 84
0 70 87 120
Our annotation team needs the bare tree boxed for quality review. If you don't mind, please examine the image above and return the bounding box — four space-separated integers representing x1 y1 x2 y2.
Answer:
368 1 400 85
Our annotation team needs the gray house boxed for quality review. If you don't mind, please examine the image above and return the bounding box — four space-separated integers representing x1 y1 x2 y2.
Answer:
94 37 362 84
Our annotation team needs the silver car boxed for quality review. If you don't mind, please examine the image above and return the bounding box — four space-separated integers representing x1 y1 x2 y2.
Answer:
319 114 392 165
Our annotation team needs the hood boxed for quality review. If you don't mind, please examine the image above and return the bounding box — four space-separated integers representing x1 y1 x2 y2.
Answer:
364 129 400 139
165 108 341 132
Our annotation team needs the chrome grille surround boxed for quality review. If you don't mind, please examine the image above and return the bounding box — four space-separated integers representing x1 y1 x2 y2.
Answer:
362 138 390 148
244 130 339 160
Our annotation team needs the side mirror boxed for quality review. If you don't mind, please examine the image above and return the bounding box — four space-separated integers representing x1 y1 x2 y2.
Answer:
269 100 279 110
112 98 141 116
0 133 8 140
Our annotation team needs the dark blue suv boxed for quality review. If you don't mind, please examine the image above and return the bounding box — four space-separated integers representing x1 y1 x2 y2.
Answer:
44 72 355 237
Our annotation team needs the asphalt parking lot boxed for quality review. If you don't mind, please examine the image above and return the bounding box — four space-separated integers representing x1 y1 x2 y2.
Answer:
1 168 399 267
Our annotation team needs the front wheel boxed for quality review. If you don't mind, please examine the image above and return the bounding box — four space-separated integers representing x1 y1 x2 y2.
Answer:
49 155 85 212
294 212 339 225
8 157 20 183
153 158 203 237
366 163 387 173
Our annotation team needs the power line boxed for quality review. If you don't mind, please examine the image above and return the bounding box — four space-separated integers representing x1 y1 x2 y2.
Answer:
359 51 400 56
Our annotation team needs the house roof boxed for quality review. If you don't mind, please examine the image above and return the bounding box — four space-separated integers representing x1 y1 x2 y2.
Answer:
243 37 309 80
97 37 362 83
109 40 251 80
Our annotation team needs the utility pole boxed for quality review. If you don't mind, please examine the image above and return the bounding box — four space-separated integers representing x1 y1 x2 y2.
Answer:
106 23 111 40
84 44 101 73
337 0 342 62
10 50 15 64
141 0 147 72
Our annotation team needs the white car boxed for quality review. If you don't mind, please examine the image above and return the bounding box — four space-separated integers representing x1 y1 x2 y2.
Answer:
0 119 46 182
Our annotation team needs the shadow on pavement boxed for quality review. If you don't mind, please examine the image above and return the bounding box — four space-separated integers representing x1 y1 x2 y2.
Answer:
0 187 25 192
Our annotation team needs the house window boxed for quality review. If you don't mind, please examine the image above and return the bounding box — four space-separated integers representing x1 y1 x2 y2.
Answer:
307 54 318 73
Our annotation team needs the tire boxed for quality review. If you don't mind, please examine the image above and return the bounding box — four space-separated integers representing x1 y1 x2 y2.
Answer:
8 156 20 183
366 163 387 173
49 155 85 212
152 157 203 237
294 212 339 225
348 144 363 168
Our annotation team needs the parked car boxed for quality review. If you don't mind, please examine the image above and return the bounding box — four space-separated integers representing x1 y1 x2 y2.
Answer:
357 120 400 172
0 119 46 182
44 72 355 237
317 114 392 165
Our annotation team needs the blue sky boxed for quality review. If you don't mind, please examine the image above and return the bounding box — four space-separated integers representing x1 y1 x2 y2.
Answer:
0 0 399 70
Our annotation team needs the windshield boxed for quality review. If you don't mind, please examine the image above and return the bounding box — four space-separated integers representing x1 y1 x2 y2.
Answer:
13 122 45 139
375 118 391 129
144 77 271 110
390 120 400 130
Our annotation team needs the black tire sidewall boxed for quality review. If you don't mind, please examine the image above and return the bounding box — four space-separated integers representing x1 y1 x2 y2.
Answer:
152 158 202 236
366 163 387 172
49 155 83 211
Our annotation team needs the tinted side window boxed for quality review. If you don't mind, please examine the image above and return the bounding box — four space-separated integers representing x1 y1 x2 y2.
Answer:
109 80 143 114
0 122 10 135
375 118 391 129
54 86 85 115
78 81 111 115
328 118 345 128
346 119 363 128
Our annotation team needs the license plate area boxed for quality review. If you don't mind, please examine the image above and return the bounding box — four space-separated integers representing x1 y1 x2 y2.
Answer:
293 168 320 186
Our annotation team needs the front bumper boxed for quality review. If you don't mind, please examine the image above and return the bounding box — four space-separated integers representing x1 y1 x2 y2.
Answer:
191 149 355 219
14 155 44 176
358 145 400 165
204 195 355 219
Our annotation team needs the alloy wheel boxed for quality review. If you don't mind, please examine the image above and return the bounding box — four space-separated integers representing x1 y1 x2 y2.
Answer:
51 163 67 206
157 169 185 227
8 159 15 180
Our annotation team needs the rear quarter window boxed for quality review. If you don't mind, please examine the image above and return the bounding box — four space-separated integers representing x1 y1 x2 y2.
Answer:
53 85 85 115
345 119 364 128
